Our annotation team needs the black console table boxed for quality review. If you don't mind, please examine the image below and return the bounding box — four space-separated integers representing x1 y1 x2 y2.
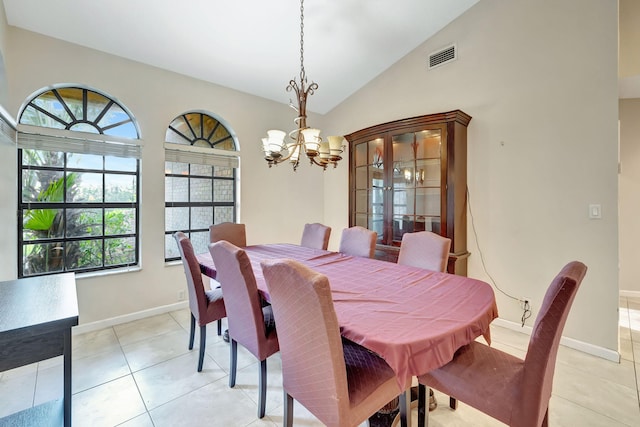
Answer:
0 273 78 427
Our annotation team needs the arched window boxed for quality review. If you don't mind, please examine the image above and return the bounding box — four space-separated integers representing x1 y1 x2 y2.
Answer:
17 85 141 277
164 111 239 261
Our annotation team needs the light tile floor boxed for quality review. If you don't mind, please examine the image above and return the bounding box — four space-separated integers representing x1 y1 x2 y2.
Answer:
2 297 640 426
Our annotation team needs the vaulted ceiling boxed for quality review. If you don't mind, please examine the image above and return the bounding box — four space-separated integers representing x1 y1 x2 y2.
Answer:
2 0 480 114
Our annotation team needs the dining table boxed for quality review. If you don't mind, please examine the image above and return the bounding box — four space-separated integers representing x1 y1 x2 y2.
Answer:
197 243 498 394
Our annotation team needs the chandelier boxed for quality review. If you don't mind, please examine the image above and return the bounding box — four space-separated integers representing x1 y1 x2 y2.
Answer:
261 0 344 171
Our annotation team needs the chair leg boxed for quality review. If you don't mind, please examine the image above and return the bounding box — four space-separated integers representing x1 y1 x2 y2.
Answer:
188 313 196 350
418 384 429 427
217 318 222 336
398 389 409 427
229 338 237 388
284 391 294 427
198 325 206 372
258 359 267 418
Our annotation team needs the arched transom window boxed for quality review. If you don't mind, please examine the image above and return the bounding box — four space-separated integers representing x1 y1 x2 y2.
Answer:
166 112 234 150
20 86 139 138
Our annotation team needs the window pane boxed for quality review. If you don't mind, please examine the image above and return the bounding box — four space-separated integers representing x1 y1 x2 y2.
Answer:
168 115 192 141
85 90 111 122
69 123 99 133
191 164 212 177
22 149 65 167
165 176 188 203
106 208 136 235
105 174 136 203
166 207 189 232
104 237 136 266
68 153 103 170
23 242 65 276
104 122 137 138
33 90 74 123
97 103 129 129
191 206 213 230
23 209 63 240
190 231 209 256
165 234 179 259
55 87 83 119
190 178 212 202
21 105 67 129
22 170 65 203
106 156 137 172
214 180 233 202
70 172 103 203
166 161 188 175
214 166 233 178
67 239 103 270
67 208 102 237
212 137 234 151
214 206 234 223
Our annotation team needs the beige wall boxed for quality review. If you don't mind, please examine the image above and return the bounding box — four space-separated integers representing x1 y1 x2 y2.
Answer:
0 0 620 354
619 98 640 293
0 0 13 278
324 0 619 352
2 27 329 323
620 0 640 78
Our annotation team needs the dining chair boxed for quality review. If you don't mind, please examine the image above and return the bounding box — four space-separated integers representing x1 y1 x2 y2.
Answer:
210 222 246 343
416 261 587 427
397 231 451 272
396 230 452 412
300 222 332 250
338 225 377 258
209 240 279 419
209 222 247 247
173 232 226 372
260 258 407 427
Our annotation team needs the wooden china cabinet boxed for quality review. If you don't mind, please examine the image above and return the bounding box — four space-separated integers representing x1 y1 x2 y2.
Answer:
345 110 471 275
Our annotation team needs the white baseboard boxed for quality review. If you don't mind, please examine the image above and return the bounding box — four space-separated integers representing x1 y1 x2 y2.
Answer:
492 318 620 363
620 290 640 298
72 301 189 335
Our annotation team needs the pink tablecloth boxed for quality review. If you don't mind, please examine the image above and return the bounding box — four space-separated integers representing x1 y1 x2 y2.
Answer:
197 243 498 390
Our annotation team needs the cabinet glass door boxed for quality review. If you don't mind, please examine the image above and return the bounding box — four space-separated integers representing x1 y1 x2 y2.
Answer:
353 137 385 243
391 129 442 245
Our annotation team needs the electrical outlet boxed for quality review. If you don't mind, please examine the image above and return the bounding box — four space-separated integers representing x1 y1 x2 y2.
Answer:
520 297 530 310
178 290 186 301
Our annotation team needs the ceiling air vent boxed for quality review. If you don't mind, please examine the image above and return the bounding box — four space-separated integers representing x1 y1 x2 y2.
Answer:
428 44 457 69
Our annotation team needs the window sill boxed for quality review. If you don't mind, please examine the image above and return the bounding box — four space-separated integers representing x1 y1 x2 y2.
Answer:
75 265 142 280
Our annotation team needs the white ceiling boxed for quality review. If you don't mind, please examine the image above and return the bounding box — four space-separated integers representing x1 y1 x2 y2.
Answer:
2 0 479 114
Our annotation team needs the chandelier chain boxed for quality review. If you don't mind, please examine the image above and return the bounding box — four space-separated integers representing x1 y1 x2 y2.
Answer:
299 0 305 82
